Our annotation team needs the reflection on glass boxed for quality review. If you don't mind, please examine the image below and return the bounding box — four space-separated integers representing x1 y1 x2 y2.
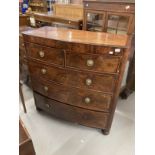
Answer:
86 13 103 32
107 15 129 34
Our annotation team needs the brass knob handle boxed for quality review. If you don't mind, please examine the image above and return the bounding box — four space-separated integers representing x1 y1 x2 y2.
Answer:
22 43 24 47
39 51 44 58
44 86 48 91
41 68 46 74
86 3 89 7
85 78 92 86
86 59 94 67
45 103 50 108
84 97 91 104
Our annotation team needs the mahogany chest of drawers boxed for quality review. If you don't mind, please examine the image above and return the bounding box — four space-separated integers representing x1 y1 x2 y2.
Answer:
22 27 131 135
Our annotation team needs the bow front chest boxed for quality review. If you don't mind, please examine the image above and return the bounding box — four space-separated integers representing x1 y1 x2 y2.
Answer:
22 27 131 135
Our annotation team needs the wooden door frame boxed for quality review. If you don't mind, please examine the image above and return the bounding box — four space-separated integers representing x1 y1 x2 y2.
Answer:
104 11 134 34
83 9 106 31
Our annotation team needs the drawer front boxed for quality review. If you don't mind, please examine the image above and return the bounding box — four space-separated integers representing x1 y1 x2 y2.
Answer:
28 61 116 93
34 92 109 129
68 88 112 112
93 46 123 56
25 43 64 66
68 43 123 56
32 79 112 112
31 78 68 103
66 53 120 73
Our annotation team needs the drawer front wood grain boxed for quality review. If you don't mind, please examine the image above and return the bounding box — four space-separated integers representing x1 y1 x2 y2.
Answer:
68 88 112 112
66 53 120 73
31 79 112 112
28 61 116 93
93 46 123 56
25 43 64 66
68 43 123 56
34 92 109 129
31 78 68 103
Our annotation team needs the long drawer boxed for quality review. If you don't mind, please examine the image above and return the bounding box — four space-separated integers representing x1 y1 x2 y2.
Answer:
34 92 109 129
28 61 116 93
25 43 64 66
31 78 112 112
66 52 120 73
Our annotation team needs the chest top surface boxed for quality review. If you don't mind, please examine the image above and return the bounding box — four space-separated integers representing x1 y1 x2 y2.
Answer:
22 26 129 48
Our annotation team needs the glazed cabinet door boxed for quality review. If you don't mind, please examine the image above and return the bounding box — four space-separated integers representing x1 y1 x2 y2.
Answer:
105 12 134 35
83 10 105 32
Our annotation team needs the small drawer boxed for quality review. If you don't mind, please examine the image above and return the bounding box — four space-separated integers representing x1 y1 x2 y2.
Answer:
34 92 109 129
25 43 64 66
68 43 123 56
28 61 116 93
66 53 120 73
32 79 112 112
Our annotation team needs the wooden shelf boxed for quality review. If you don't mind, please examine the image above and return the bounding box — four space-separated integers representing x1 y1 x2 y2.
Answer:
88 27 103 32
87 22 102 27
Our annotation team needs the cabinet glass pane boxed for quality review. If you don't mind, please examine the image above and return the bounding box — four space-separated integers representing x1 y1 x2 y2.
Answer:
86 12 104 32
107 15 130 35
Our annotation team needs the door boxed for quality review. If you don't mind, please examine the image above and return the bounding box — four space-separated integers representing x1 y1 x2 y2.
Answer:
83 10 105 32
105 12 134 35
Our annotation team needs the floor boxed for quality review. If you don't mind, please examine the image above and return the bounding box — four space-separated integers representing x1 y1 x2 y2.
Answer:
19 82 135 155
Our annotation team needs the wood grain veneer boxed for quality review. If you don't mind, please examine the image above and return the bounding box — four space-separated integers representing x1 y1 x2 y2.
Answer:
23 27 132 135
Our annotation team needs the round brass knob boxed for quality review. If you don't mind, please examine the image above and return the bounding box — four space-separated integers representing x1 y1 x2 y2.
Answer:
85 78 92 86
22 43 24 47
45 103 50 108
84 97 91 104
44 86 48 91
39 51 44 58
41 68 46 74
86 59 94 67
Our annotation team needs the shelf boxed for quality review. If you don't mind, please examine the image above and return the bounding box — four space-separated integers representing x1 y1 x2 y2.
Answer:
107 28 127 35
87 22 103 27
107 26 127 31
88 27 103 32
